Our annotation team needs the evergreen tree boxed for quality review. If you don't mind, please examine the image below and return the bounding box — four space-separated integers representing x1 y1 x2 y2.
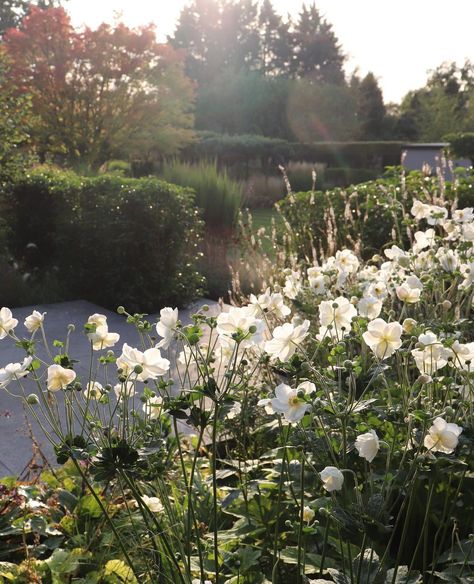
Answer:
170 0 259 84
291 2 345 84
356 72 386 139
257 0 292 76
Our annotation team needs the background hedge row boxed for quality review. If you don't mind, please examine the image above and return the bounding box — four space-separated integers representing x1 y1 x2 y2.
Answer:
277 168 474 263
2 168 205 311
182 132 405 173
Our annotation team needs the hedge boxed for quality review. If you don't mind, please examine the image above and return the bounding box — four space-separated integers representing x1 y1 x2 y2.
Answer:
182 131 404 171
4 168 205 311
277 167 474 263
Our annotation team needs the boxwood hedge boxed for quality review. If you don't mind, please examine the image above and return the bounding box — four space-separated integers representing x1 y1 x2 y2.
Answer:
4 168 205 311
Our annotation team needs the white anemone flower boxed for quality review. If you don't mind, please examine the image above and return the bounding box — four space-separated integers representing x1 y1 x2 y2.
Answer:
357 296 383 320
450 341 474 371
249 288 291 319
303 506 315 522
86 314 120 350
384 245 409 262
264 320 310 361
0 356 33 388
355 430 380 462
411 200 430 221
142 395 163 419
116 344 170 381
424 417 462 454
140 495 164 513
320 466 344 492
270 381 315 423
114 381 136 400
47 364 76 392
362 318 402 359
426 204 448 226
462 222 474 241
24 310 46 333
453 208 474 223
156 307 178 350
413 229 436 252
0 307 18 339
411 333 450 375
319 297 357 332
396 282 421 304
335 249 359 274
436 249 459 273
459 262 474 290
84 381 103 400
216 306 264 347
283 271 302 299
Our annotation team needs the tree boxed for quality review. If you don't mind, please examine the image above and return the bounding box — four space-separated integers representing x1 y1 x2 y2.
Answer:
195 71 291 138
257 0 292 76
287 81 359 142
171 0 259 84
3 7 195 166
0 48 33 184
398 61 474 141
291 3 345 84
0 0 65 36
355 72 386 139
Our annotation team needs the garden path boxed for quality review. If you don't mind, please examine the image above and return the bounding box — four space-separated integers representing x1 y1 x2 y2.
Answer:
0 298 220 478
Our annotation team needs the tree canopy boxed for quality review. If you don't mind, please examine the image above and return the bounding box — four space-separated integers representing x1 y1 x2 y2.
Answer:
3 6 195 167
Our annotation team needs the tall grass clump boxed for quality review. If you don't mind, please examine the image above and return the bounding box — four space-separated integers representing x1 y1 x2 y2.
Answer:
161 159 243 232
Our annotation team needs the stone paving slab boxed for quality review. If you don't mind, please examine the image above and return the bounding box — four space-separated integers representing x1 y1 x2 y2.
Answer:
0 299 221 478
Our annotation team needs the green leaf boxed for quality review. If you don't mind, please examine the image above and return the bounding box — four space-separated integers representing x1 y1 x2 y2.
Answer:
76 494 103 519
0 562 18 581
103 560 138 583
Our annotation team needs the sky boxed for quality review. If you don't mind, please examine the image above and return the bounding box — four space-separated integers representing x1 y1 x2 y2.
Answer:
66 0 474 104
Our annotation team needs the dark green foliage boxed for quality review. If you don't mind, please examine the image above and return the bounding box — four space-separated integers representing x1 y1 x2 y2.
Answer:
170 0 344 84
278 168 474 262
4 167 205 311
195 72 292 138
355 72 387 139
183 132 404 170
290 2 345 84
160 159 243 230
445 132 474 163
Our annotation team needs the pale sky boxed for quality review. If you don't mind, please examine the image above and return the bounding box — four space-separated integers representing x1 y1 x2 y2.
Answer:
67 0 474 104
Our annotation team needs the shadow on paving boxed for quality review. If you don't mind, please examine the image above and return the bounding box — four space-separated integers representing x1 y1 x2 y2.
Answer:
0 298 221 478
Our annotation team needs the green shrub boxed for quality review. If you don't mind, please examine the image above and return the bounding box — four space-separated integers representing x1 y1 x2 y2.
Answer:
5 167 205 311
99 159 133 177
278 167 474 263
445 132 474 163
160 159 243 231
183 132 404 170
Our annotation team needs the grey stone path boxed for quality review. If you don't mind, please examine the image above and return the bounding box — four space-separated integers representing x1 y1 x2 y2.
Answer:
0 299 220 477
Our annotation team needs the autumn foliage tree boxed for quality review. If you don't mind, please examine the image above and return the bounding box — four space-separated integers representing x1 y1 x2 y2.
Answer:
3 7 195 166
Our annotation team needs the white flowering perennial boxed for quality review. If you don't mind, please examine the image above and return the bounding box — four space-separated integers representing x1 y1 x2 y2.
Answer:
424 418 462 454
264 320 310 361
86 313 120 350
116 344 170 381
156 307 179 350
0 194 473 582
268 381 315 423
355 430 380 462
362 319 403 360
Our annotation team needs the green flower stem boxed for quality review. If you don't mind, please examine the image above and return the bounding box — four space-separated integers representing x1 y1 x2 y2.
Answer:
272 423 290 584
70 459 142 582
212 401 221 583
297 455 305 584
